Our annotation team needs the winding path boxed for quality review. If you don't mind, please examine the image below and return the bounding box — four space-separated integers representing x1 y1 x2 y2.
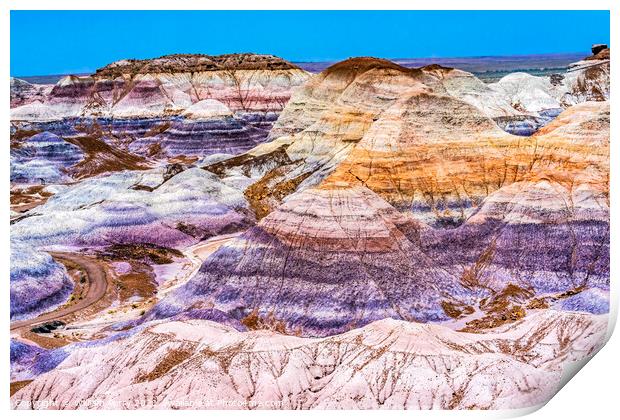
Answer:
10 253 109 331
11 233 242 332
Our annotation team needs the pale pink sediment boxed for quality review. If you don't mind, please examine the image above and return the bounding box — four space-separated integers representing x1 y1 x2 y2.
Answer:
11 310 608 409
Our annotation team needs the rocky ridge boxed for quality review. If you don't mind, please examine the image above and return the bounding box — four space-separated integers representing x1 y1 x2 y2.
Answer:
11 53 309 120
12 311 607 409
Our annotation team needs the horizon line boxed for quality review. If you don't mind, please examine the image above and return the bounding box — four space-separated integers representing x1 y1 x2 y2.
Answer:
11 50 594 79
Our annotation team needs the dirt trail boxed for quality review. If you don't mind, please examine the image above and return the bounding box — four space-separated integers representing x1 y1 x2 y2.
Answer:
11 233 241 332
10 253 108 331
12 233 241 332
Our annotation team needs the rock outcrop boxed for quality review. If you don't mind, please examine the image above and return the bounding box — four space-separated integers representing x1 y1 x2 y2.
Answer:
11 167 251 249
10 78 53 108
206 58 452 216
10 54 309 164
588 44 609 59
126 112 275 160
155 186 468 336
207 53 610 222
563 63 609 104
10 243 73 320
10 53 309 121
10 132 85 184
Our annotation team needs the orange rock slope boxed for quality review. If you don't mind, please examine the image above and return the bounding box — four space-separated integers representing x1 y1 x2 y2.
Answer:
323 99 609 225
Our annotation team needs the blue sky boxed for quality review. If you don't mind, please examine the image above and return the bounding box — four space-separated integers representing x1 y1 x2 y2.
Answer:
11 10 610 76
